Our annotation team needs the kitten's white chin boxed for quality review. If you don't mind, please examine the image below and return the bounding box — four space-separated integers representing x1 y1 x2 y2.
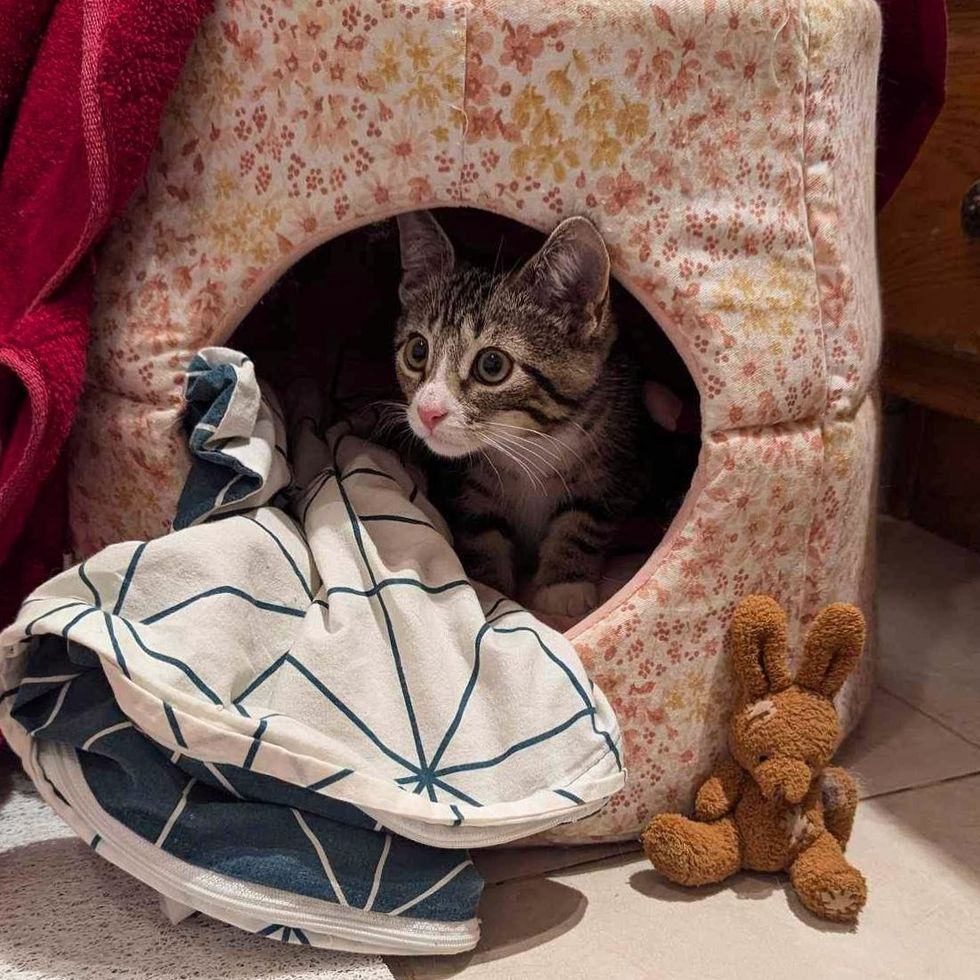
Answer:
408 419 474 459
423 435 473 458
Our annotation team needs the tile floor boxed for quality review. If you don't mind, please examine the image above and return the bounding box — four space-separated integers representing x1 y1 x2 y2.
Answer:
388 518 980 979
2 518 978 979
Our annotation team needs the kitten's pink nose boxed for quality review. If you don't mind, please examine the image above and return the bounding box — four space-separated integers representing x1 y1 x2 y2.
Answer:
418 404 449 432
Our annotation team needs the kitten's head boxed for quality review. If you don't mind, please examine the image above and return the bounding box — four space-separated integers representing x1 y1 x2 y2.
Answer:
393 210 615 459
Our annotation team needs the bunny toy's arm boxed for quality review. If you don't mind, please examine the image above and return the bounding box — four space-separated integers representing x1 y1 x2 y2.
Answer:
694 758 746 821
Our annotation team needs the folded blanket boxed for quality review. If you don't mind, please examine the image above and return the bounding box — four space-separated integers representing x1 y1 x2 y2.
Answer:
0 348 624 953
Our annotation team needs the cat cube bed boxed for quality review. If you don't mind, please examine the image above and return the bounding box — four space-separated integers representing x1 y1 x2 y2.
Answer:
70 0 882 842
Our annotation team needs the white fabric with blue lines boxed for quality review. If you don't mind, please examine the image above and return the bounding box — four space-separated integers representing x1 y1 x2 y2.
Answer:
2 348 624 850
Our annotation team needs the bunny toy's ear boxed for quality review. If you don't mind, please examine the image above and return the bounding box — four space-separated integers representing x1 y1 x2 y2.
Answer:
728 595 793 700
796 604 865 698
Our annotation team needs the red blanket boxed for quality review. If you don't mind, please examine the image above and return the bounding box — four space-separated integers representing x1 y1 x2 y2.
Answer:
0 0 211 628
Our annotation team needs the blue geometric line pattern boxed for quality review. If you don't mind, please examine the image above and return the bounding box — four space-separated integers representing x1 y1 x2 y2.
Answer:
243 718 268 769
60 606 96 641
114 542 148 615
120 618 222 705
433 707 596 778
326 578 471 599
324 578 470 600
242 515 315 600
164 703 187 748
24 601 86 636
218 418 624 809
308 770 354 791
331 430 430 793
12 412 622 821
103 612 131 679
233 652 420 775
254 925 308 944
300 469 337 524
141 586 306 625
77 561 101 607
359 514 436 530
494 625 623 771
322 424 617 809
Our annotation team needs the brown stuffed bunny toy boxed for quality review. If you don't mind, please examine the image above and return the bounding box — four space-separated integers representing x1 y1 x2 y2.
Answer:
642 594 867 924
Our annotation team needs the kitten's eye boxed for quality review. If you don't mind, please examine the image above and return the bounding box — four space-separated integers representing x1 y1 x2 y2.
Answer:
403 334 428 371
473 348 512 385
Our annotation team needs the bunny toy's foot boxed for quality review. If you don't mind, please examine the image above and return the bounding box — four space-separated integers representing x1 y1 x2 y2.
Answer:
642 813 742 887
790 831 867 923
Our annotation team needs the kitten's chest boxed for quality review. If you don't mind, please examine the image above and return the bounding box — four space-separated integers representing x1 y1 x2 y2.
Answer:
482 454 571 555
500 481 555 547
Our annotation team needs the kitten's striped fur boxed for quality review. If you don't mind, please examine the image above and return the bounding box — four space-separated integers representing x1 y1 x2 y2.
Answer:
390 211 647 619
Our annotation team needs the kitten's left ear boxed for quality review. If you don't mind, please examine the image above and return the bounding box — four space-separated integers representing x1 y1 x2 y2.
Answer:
516 216 611 320
397 210 455 303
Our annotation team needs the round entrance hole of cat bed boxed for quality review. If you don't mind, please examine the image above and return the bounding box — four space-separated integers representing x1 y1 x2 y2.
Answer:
228 208 701 633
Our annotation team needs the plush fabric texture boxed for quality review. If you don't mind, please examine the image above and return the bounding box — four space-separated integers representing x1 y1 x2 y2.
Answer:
643 595 868 925
68 0 884 840
0 0 211 630
0 0 57 152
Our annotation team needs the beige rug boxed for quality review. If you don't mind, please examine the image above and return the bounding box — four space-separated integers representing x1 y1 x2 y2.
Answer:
0 753 394 980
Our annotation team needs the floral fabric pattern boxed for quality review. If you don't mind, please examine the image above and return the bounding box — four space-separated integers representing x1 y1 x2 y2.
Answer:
71 0 882 841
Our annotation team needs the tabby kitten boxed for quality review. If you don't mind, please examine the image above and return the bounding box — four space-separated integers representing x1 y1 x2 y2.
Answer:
391 210 646 619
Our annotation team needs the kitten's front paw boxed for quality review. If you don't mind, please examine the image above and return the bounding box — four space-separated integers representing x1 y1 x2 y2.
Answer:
533 581 598 619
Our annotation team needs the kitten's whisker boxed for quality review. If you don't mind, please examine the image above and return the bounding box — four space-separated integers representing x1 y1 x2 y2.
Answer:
481 428 566 499
563 418 603 459
482 423 565 462
481 420 587 468
559 418 613 508
480 423 576 479
487 430 572 501
481 433 544 493
479 427 546 471
490 235 505 279
479 449 505 496
487 429 558 474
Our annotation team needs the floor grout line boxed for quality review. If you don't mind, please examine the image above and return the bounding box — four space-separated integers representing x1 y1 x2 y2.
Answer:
860 769 980 804
876 682 980 750
480 843 640 888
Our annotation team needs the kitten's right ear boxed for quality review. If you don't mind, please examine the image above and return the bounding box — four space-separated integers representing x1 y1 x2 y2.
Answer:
397 211 455 303
515 216 610 315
